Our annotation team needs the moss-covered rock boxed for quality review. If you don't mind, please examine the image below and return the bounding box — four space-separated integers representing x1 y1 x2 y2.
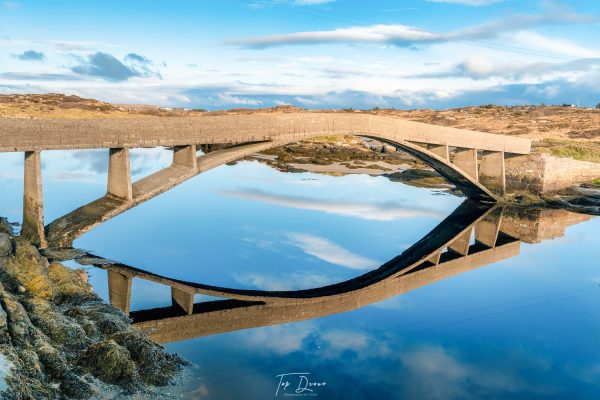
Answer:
0 229 186 399
82 339 136 386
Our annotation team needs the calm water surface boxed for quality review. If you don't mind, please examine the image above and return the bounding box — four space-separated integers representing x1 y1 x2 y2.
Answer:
1 149 599 399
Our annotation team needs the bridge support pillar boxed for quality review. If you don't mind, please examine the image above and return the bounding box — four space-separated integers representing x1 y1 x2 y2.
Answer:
171 287 195 315
21 151 47 248
427 250 442 265
475 208 503 247
428 144 449 160
448 227 472 255
107 148 133 200
108 271 132 313
452 148 478 180
172 145 197 168
479 151 506 196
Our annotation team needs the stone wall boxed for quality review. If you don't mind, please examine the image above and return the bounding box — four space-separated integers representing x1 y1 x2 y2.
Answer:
501 207 593 243
506 152 600 193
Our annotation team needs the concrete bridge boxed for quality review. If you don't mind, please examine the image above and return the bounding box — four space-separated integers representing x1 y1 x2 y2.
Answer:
0 113 531 248
59 201 590 344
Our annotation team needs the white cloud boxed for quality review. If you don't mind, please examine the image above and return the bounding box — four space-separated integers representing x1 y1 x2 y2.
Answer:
510 31 600 59
294 0 335 4
232 271 338 290
286 232 378 270
222 189 445 221
216 93 263 105
227 13 593 48
427 0 501 5
414 56 600 82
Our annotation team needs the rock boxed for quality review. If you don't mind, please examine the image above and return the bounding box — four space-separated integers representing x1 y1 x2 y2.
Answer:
382 144 397 153
76 269 88 283
111 330 187 386
0 232 13 257
1 292 38 347
47 263 94 304
0 218 12 235
83 339 136 386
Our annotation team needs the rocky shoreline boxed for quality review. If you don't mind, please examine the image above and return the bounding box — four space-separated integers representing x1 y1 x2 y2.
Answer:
0 219 186 399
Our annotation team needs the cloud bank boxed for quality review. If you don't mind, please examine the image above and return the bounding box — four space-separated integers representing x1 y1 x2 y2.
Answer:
222 188 444 221
227 13 593 49
286 232 378 270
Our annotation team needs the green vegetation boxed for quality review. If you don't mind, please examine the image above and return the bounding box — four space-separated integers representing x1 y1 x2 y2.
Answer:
534 138 600 163
310 135 354 143
596 102 600 110
592 178 600 185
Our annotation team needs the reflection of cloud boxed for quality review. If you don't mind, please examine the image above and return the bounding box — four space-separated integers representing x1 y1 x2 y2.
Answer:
233 271 338 291
222 188 444 221
242 323 316 355
320 330 369 351
286 232 378 270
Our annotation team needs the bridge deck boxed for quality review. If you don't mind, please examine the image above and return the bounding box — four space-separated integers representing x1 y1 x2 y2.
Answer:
0 112 531 154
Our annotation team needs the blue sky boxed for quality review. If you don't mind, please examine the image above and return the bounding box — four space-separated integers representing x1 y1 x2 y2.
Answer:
1 0 600 109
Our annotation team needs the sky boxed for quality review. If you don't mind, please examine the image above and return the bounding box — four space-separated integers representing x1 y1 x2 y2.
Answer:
1 0 600 110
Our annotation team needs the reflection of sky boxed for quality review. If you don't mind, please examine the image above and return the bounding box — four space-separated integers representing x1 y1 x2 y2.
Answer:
2 150 600 399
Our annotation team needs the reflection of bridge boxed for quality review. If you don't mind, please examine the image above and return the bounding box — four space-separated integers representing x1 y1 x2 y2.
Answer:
1 113 531 247
65 202 590 344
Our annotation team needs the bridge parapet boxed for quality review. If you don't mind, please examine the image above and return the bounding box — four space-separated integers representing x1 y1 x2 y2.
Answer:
0 113 530 154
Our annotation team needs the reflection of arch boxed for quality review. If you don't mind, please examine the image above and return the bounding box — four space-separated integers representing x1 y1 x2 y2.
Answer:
65 200 525 344
55 201 593 344
9 113 531 247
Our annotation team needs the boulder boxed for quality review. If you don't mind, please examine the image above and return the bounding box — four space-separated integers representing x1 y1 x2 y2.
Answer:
0 232 13 258
382 144 397 153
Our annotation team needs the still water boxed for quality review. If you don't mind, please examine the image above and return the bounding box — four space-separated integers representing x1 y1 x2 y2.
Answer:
1 148 599 399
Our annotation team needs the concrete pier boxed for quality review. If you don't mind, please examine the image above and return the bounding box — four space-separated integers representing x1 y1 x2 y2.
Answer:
428 144 450 160
172 145 197 168
452 148 479 180
447 227 472 255
171 287 195 315
21 151 47 248
107 148 132 200
479 151 506 195
474 209 502 247
108 270 132 313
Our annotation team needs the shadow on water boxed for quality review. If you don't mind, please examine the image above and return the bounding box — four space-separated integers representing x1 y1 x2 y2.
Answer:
43 199 594 344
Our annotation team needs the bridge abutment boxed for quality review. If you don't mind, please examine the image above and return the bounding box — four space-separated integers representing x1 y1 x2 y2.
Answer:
107 148 133 200
21 151 47 248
